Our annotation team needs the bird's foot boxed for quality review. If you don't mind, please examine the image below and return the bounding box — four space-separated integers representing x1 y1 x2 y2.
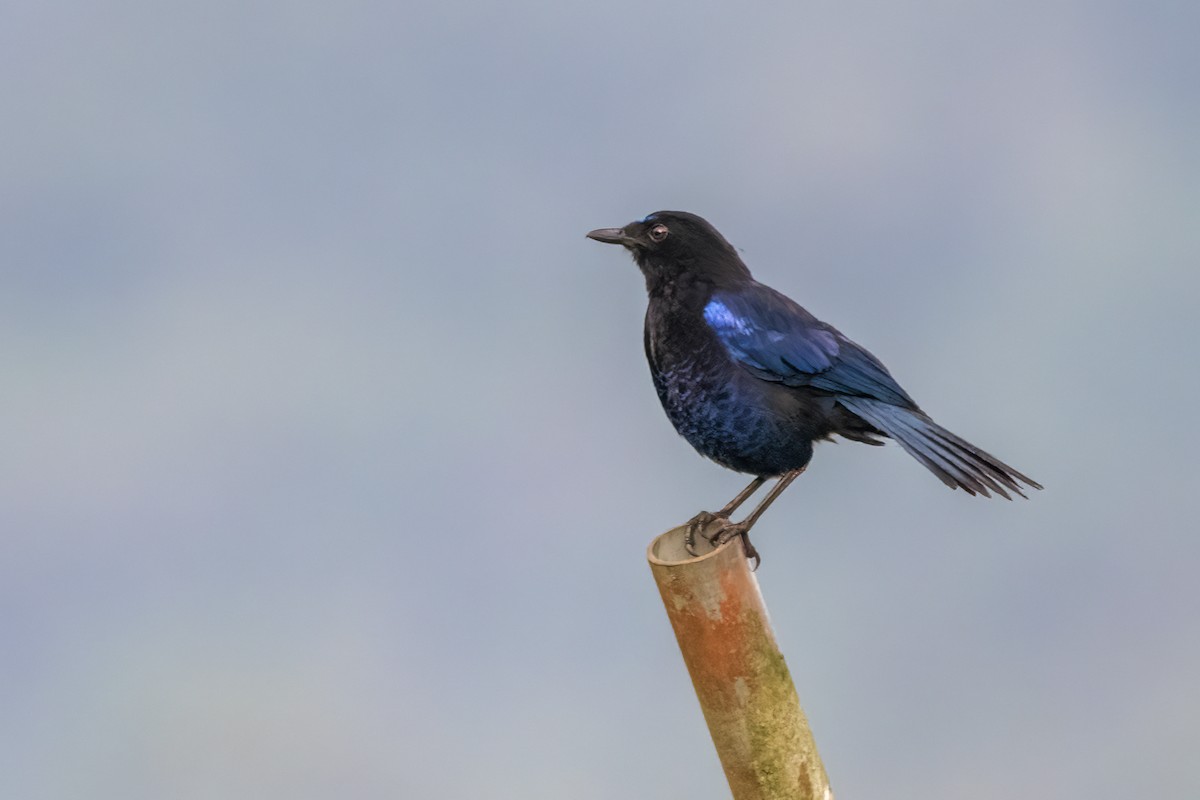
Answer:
711 522 760 571
683 510 727 557
683 512 762 569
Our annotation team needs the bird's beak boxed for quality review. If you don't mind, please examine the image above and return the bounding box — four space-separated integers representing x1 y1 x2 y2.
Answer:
586 227 633 246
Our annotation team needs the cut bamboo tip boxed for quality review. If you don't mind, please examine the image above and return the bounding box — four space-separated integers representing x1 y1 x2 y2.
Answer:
648 521 833 800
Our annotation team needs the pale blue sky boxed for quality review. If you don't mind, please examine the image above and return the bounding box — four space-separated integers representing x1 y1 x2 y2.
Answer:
2 2 1197 798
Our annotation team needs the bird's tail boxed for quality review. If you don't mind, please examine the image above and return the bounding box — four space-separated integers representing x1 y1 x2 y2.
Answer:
838 397 1042 499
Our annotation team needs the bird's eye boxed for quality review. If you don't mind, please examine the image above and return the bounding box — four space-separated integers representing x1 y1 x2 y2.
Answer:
649 224 669 242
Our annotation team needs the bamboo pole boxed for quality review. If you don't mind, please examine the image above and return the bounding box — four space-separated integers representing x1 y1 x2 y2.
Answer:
648 520 833 800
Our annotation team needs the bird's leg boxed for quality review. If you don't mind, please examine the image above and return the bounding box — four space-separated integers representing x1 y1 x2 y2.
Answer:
712 467 807 569
683 475 767 557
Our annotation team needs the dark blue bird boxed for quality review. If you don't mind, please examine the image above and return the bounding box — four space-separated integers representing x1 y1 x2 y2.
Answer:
587 210 1041 563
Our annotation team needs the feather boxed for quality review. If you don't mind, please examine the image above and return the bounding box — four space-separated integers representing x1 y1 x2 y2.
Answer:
838 397 1042 497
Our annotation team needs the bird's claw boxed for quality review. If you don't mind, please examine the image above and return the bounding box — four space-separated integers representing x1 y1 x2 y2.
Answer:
683 510 724 557
711 522 761 570
682 512 761 568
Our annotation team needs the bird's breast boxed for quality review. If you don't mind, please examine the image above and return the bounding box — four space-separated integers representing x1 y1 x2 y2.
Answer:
648 339 814 475
643 294 820 475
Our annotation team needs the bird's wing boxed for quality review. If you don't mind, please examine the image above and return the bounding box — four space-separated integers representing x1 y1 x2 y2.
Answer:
704 285 917 407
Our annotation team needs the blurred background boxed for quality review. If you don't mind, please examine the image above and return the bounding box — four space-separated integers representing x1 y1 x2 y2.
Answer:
3 2 1197 798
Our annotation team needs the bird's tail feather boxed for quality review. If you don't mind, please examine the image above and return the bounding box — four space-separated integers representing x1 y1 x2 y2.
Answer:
838 397 1042 499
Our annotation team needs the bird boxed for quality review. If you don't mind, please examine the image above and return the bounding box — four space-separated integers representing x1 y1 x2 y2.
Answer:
587 210 1041 565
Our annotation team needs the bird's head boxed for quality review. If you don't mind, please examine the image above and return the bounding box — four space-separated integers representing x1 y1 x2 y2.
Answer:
587 211 751 293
